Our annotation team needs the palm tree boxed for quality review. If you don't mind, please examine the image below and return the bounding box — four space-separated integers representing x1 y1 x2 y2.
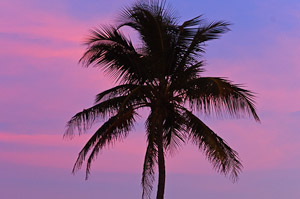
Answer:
65 1 260 199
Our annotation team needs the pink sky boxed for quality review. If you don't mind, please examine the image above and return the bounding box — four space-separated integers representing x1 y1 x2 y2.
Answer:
1 0 300 198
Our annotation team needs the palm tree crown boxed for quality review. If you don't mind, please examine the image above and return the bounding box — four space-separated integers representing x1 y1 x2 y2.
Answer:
65 1 260 199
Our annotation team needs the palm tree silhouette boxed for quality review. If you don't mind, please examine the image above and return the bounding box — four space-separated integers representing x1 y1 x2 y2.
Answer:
65 1 260 199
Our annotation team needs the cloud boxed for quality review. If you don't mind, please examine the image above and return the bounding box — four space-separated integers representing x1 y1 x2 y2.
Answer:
0 131 82 147
0 0 117 60
0 131 147 172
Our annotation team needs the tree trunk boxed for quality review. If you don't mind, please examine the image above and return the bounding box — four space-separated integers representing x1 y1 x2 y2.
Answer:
156 129 166 199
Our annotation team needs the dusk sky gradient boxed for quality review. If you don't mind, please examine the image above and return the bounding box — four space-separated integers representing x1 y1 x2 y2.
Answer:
1 0 300 198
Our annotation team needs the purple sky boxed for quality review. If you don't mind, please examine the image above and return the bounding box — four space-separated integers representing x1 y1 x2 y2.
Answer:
1 0 300 198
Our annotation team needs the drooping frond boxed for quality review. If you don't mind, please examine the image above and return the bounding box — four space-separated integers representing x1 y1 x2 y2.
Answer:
65 96 129 137
162 106 186 153
182 77 260 121
72 108 138 178
65 88 147 137
182 108 242 181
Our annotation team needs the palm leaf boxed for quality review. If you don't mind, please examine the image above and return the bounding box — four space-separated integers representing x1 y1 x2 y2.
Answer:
65 91 147 137
183 108 242 181
65 96 128 137
183 77 260 121
94 84 139 104
72 108 138 178
163 105 186 152
179 21 230 68
79 26 150 84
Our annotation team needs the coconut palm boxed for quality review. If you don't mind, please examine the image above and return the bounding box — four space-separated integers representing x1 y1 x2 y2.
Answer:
65 1 260 199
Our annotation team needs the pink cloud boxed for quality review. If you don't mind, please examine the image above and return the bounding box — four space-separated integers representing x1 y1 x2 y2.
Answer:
0 40 83 59
0 130 233 174
0 0 114 60
0 131 146 172
0 0 107 42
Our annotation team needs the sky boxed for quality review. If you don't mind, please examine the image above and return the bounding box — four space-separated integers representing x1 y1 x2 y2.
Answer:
0 0 300 198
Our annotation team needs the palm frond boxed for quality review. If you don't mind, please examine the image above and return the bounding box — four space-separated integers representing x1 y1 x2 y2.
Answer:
189 21 230 53
79 26 149 84
163 106 186 152
80 43 141 83
94 84 139 104
179 21 230 68
197 21 231 42
182 77 260 121
84 25 135 49
181 15 203 28
65 91 147 137
72 108 138 178
80 25 136 66
174 15 203 51
65 96 126 137
183 108 242 181
170 61 204 90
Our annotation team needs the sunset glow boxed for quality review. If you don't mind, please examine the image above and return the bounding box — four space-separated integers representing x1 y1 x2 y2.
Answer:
1 0 300 198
